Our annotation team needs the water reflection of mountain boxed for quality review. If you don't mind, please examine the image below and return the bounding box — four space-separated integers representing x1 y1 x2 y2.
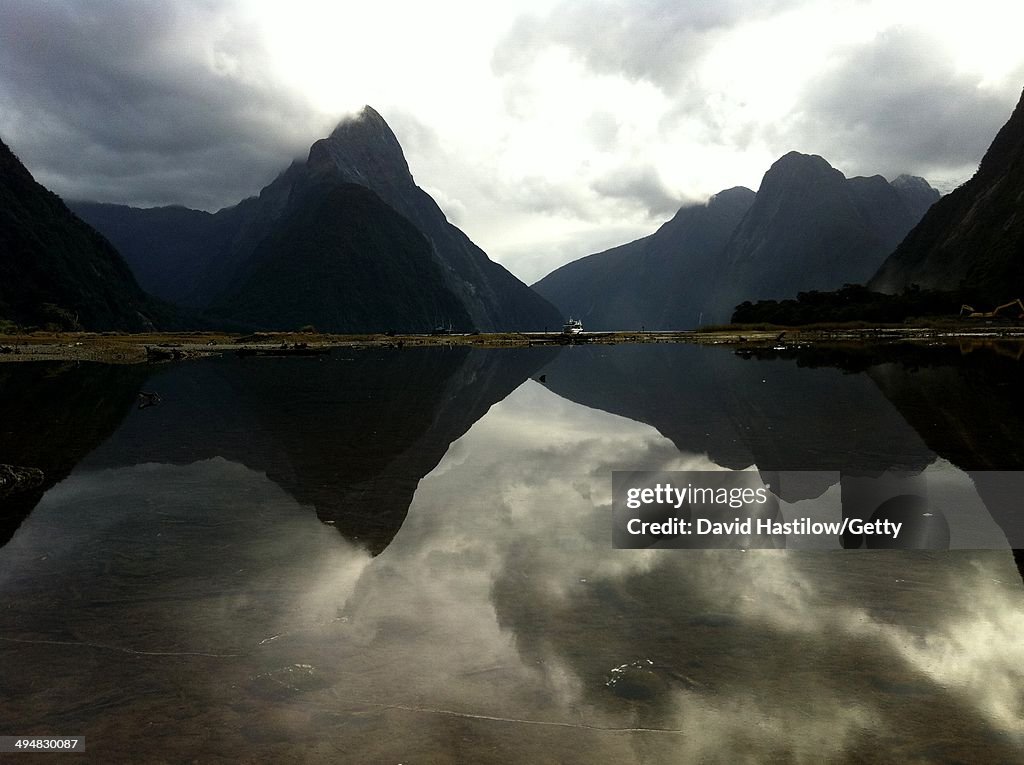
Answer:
539 344 935 494
540 343 1024 564
79 347 552 555
0 362 148 546
740 340 1024 568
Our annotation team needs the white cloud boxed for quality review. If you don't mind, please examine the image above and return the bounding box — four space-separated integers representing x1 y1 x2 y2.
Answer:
1 0 1022 281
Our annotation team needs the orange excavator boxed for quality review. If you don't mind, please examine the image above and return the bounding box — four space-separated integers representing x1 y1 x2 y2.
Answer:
958 298 1024 320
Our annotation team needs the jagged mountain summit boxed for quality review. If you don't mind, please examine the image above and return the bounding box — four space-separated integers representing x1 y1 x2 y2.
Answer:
0 138 169 331
871 88 1024 300
715 153 940 319
212 182 473 333
533 152 938 328
73 107 562 333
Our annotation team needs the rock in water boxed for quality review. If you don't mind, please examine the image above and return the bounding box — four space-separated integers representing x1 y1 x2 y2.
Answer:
0 464 45 498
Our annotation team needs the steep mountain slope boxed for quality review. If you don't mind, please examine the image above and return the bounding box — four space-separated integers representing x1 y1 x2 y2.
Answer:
0 138 168 330
284 107 561 331
533 153 937 328
871 88 1024 300
212 182 471 332
533 187 755 329
74 107 562 331
66 201 249 308
716 153 939 320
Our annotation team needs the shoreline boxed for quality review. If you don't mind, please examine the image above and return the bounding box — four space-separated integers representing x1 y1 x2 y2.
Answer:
1 326 1023 364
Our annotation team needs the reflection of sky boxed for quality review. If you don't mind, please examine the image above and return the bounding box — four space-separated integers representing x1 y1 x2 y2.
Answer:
1 380 1022 762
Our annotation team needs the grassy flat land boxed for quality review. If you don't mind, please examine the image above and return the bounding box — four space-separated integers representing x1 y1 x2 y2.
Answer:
1 325 1023 364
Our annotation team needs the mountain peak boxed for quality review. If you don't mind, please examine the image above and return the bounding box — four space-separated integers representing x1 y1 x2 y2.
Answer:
767 151 838 176
890 174 933 192
300 106 561 331
329 105 388 137
309 105 412 187
889 173 940 220
756 151 844 198
708 186 756 207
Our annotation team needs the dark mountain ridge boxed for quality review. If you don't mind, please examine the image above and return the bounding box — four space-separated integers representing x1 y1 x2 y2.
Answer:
870 88 1024 301
534 152 938 328
0 138 171 331
533 186 755 329
66 201 248 309
211 181 471 332
716 152 938 319
73 107 562 332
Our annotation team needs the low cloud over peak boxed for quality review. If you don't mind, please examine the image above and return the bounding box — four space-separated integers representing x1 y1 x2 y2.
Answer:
1 0 1022 281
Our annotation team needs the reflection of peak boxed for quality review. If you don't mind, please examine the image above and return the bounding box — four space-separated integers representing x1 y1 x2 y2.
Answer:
539 344 933 477
79 348 554 556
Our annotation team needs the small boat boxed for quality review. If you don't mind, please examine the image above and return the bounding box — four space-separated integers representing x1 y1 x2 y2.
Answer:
562 318 584 335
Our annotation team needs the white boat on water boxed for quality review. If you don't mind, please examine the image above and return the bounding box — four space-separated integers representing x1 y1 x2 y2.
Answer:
562 318 583 335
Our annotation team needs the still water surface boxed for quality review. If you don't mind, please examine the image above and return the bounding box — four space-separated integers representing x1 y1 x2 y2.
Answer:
1 343 1022 763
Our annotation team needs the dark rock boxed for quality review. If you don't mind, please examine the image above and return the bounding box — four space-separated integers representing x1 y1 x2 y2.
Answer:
211 183 472 333
534 151 938 328
534 187 755 330
716 153 938 320
871 88 1024 301
73 107 562 332
0 464 44 498
0 138 173 331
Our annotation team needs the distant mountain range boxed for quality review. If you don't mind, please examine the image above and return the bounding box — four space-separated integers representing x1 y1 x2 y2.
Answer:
0 139 171 331
532 187 755 329
871 88 1024 302
72 107 562 333
534 153 939 328
7 88 1021 334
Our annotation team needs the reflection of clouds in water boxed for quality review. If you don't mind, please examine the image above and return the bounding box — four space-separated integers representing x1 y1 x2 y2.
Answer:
1 458 373 649
335 382 705 716
4 378 1022 761
342 384 866 757
876 564 1024 735
731 552 1024 737
368 380 1024 758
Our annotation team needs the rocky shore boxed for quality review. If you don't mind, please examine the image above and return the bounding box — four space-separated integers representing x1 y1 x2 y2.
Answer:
0 327 1022 364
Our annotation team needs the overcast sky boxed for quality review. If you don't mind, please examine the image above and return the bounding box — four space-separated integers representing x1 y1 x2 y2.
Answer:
2 0 1023 283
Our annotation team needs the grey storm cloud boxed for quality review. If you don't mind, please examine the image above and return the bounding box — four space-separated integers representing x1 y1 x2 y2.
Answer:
492 0 799 89
770 28 1024 181
0 0 327 210
591 165 682 217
